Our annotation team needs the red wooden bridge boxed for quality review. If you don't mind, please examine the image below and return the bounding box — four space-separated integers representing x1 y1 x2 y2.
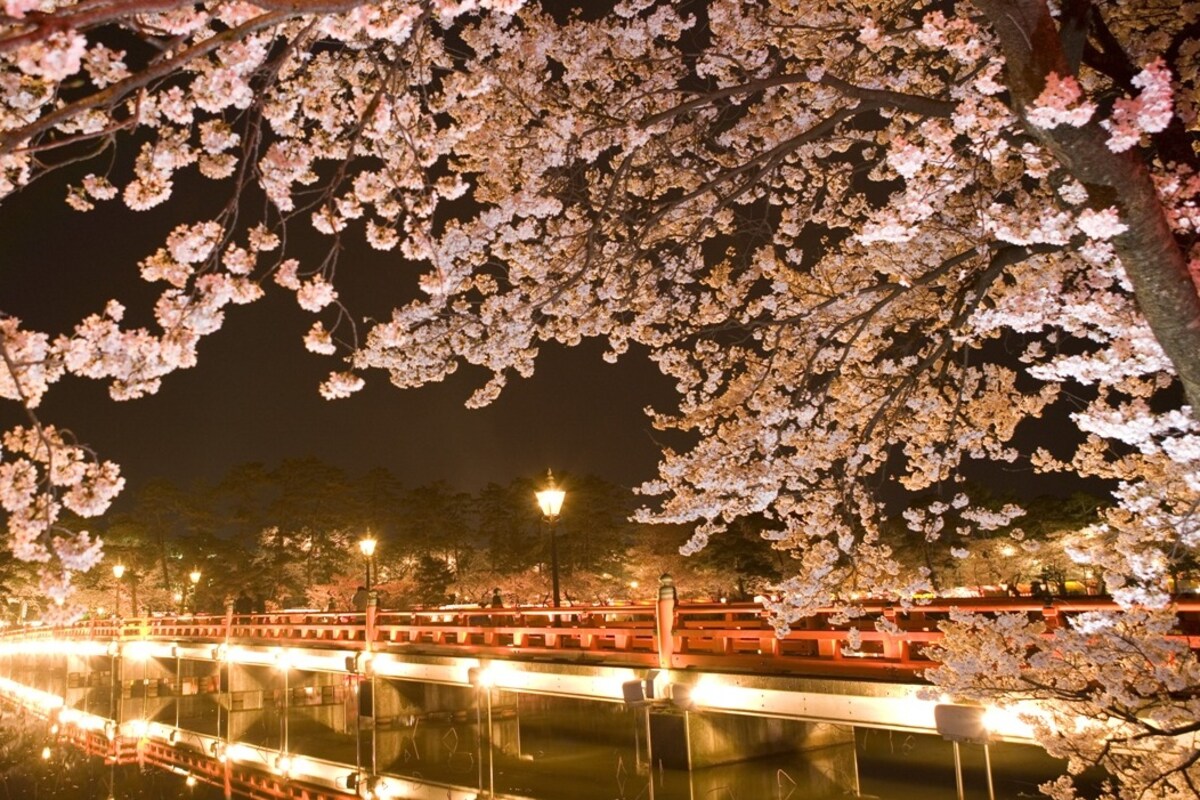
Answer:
5 595 1200 800
11 595 1200 680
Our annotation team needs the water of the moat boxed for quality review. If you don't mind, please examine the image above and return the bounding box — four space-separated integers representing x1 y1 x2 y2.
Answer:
1 704 1084 800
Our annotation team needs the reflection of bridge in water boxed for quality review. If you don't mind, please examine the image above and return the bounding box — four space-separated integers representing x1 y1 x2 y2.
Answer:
3 594 1197 799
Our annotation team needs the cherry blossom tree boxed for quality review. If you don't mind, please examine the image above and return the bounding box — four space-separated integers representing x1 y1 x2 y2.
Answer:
929 608 1200 800
0 1 1197 794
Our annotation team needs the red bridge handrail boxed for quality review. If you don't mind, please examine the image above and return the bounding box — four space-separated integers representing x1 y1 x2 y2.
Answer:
6 597 1200 681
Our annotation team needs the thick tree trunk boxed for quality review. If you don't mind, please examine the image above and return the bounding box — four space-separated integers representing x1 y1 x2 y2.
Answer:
974 0 1200 412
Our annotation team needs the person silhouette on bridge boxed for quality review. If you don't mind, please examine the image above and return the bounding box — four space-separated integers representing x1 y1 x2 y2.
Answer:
234 591 253 616
352 586 369 613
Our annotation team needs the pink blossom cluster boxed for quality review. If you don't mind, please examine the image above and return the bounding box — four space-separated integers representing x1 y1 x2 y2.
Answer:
1102 59 1175 152
1025 72 1096 128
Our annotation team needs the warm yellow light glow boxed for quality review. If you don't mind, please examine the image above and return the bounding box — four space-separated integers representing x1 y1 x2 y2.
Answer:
185 775 197 788
127 719 149 739
629 580 639 589
358 537 377 558
683 678 734 708
123 641 153 661
983 704 1037 739
40 746 51 760
227 743 256 763
189 568 201 585
1000 545 1016 557
535 470 566 519
112 563 125 580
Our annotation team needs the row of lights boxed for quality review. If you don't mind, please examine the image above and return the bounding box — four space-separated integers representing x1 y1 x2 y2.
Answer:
36 706 391 800
9 651 1041 800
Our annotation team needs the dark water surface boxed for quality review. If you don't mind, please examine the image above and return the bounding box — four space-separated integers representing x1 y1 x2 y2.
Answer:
1 707 1074 800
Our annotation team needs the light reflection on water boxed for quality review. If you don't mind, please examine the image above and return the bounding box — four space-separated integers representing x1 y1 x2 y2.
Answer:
2 702 1074 800
2 656 1079 800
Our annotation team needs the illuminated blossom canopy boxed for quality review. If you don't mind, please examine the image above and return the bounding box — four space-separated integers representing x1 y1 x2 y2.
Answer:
0 1 1198 795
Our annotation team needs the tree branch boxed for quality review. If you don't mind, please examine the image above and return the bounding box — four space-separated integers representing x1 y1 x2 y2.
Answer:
0 10 290 154
973 0 1200 413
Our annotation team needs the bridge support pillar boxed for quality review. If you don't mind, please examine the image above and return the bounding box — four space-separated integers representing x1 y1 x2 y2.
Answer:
117 655 176 726
222 663 268 744
63 652 93 714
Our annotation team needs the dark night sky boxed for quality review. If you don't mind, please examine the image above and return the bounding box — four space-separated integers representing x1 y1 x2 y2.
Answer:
1 178 1107 509
0 134 1105 509
1 171 680 499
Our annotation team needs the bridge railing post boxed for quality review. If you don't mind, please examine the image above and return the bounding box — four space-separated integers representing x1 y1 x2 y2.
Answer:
1042 602 1060 631
656 574 677 670
366 591 378 650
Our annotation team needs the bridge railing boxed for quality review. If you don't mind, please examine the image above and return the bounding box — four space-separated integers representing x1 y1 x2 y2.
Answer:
6 597 1200 680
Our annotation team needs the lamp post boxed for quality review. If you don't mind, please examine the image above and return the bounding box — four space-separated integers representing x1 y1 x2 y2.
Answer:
535 470 566 609
188 568 201 614
112 563 125 618
359 537 377 592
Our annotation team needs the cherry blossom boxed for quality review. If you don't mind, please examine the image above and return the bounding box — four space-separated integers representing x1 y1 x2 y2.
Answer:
1102 59 1175 153
1025 73 1097 129
0 1 1197 793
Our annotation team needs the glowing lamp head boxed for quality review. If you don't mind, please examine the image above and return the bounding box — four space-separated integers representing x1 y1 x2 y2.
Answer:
535 470 566 519
40 746 51 760
188 568 201 585
358 537 377 558
112 563 126 580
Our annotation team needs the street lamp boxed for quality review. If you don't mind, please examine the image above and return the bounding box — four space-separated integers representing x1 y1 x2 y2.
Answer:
359 536 377 592
112 563 126 618
188 568 201 614
535 470 566 609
